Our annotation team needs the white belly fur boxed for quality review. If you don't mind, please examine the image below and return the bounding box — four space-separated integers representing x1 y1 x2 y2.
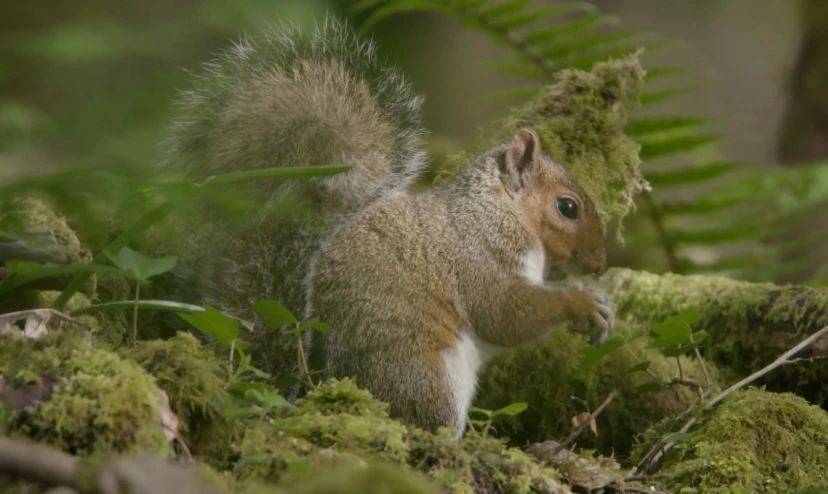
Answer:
442 331 504 438
442 245 547 438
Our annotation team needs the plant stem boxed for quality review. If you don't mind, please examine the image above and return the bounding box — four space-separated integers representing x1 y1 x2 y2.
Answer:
295 332 314 390
131 283 140 346
228 339 236 382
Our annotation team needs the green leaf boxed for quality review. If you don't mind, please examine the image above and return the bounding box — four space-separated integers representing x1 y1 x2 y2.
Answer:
625 116 708 139
300 318 331 334
644 162 749 188
69 299 205 316
493 402 528 417
639 134 720 161
574 336 624 377
179 304 239 347
540 31 638 59
105 246 177 281
477 0 534 20
640 85 700 106
489 4 593 30
0 261 142 297
659 193 754 216
634 382 661 394
644 66 690 82
674 308 702 326
624 361 651 375
524 14 615 44
669 224 760 246
469 406 493 418
253 300 298 330
358 2 454 33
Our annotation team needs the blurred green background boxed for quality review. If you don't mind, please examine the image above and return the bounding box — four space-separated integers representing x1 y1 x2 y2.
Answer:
2 0 827 283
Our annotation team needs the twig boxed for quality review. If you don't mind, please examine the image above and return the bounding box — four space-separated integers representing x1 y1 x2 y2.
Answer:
705 324 828 409
0 437 79 488
551 389 618 456
784 355 828 365
640 324 828 472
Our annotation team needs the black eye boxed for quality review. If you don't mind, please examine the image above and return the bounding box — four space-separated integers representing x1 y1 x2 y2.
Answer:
556 197 579 220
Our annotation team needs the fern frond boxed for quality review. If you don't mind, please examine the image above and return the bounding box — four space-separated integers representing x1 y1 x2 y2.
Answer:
643 162 749 188
638 134 720 161
625 116 707 139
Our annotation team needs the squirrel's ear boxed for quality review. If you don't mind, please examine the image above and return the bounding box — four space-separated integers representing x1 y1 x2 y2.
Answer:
500 128 541 194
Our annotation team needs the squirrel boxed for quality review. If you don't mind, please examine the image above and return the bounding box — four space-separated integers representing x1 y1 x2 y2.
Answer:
160 16 615 437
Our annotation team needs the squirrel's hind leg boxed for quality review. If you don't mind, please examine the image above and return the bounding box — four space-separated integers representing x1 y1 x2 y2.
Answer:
329 349 464 437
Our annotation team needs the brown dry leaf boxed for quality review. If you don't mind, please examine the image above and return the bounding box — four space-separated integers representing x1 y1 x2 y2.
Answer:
155 390 191 459
570 412 598 436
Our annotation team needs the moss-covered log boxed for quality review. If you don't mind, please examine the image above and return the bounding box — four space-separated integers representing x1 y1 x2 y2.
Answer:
602 267 828 405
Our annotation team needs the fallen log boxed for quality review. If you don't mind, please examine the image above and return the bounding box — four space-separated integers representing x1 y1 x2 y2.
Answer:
602 267 828 406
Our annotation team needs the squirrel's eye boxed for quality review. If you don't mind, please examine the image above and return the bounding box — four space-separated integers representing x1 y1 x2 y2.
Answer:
556 197 578 220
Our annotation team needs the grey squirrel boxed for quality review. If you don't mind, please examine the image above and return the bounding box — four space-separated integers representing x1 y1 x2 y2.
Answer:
161 16 615 437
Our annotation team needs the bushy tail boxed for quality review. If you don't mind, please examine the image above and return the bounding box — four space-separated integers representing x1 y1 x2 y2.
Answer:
157 16 428 378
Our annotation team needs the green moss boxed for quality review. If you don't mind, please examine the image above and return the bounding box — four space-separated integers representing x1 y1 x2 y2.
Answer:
230 379 567 494
500 56 647 238
124 332 226 442
0 331 170 456
662 388 828 493
602 268 828 404
476 320 718 459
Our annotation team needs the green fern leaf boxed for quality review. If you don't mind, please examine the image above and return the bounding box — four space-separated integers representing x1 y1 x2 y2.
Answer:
358 1 455 32
640 86 699 106
488 2 598 30
644 66 690 82
669 224 759 246
659 193 756 216
540 31 638 59
625 116 707 138
524 14 617 44
639 134 720 160
477 0 535 20
644 162 749 187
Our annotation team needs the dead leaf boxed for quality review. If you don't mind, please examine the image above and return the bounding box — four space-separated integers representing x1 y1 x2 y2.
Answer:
570 412 598 436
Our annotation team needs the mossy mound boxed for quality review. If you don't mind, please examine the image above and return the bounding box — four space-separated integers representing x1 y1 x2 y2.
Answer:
0 330 170 456
431 55 648 239
124 332 226 442
232 379 570 494
475 321 719 458
660 388 828 493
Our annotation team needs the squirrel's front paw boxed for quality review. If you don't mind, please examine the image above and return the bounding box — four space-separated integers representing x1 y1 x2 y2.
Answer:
568 288 615 346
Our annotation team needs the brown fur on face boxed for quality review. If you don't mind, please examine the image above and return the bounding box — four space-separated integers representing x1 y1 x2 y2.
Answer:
500 128 606 279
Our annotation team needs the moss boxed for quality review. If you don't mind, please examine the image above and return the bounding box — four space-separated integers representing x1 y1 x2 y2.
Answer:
503 56 647 236
475 320 719 459
0 330 170 456
661 388 828 493
123 332 226 444
230 379 568 493
428 57 647 241
602 268 828 406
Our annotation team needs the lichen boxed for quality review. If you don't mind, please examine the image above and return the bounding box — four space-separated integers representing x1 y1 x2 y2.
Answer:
660 388 828 493
0 330 169 456
475 320 718 459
